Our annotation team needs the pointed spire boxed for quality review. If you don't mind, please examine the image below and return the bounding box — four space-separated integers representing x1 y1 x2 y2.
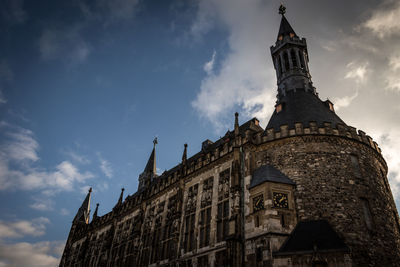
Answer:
182 143 188 163
73 187 92 224
144 138 157 175
234 112 239 136
93 203 99 219
277 4 297 41
118 188 125 205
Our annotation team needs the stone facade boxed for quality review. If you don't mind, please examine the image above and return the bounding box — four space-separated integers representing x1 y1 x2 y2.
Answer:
60 5 400 267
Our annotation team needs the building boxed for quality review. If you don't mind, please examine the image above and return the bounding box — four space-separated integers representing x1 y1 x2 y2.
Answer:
60 5 400 267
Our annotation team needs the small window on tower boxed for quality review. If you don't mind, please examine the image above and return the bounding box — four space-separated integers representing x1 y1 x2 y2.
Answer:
276 104 282 113
278 35 283 41
328 102 334 112
289 33 295 38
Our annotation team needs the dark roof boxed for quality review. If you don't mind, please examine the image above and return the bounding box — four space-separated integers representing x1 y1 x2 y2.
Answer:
249 164 295 189
143 147 155 174
278 15 298 40
266 89 346 131
276 220 349 255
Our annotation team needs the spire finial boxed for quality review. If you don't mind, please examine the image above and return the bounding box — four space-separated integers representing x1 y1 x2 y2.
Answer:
88 187 92 193
279 3 286 15
234 112 239 136
182 143 188 163
153 137 158 148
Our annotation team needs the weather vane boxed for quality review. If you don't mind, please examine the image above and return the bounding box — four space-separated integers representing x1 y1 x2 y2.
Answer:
279 3 286 15
153 137 158 147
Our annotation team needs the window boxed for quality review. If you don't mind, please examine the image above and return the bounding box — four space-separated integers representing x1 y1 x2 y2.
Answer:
298 50 305 69
360 198 373 230
283 51 290 72
217 200 229 242
350 155 361 178
280 213 286 227
184 184 198 252
215 250 229 267
199 177 213 248
290 49 297 67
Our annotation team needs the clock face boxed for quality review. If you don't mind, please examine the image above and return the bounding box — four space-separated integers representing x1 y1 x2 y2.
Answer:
273 192 288 209
253 195 264 212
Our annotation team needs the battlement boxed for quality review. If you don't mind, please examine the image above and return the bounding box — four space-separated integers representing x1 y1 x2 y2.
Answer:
259 122 381 155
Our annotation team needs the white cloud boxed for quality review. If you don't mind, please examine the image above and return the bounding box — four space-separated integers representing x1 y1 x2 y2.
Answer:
0 122 93 192
191 0 276 131
344 62 368 84
389 54 400 71
203 50 216 75
0 241 64 267
0 217 49 240
363 1 400 38
99 155 113 178
65 151 90 165
60 208 70 216
333 90 359 111
30 197 55 211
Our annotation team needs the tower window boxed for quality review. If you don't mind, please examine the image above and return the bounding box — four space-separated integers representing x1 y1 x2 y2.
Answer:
290 49 297 68
284 52 290 72
298 50 305 69
350 155 362 178
360 198 374 230
276 56 282 76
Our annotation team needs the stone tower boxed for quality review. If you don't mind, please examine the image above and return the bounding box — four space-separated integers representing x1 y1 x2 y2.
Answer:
259 5 400 266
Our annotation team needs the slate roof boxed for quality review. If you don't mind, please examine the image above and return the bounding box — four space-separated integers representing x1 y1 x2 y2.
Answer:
275 220 349 255
266 89 346 132
278 15 298 40
143 147 156 174
249 164 295 189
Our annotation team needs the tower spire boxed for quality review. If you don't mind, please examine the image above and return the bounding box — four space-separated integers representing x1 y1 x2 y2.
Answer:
93 203 99 220
73 187 92 224
138 139 158 190
266 5 345 132
182 143 187 163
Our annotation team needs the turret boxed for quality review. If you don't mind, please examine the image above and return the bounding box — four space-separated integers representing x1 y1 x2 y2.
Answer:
266 4 345 132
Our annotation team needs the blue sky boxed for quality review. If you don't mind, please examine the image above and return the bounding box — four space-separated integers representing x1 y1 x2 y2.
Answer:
1 0 400 265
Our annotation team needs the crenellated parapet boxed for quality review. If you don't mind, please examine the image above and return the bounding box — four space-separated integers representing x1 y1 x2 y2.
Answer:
258 122 382 156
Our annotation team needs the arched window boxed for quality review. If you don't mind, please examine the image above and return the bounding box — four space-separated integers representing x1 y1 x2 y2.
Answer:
291 49 297 68
298 50 305 69
283 51 290 72
277 56 282 75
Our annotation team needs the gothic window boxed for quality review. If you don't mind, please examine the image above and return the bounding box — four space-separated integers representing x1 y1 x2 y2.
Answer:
162 194 178 260
283 51 290 72
276 56 282 76
199 177 213 248
290 49 297 67
184 184 198 252
350 155 362 178
217 200 229 242
298 50 305 69
360 198 374 230
217 169 230 242
280 213 286 227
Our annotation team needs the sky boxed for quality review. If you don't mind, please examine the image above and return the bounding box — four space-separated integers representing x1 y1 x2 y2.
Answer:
1 0 400 266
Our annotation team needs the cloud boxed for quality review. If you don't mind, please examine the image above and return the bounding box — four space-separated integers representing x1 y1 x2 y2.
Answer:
0 241 64 267
30 197 55 211
363 1 400 38
0 60 14 105
65 150 90 165
203 50 216 75
344 62 368 84
0 217 50 240
60 208 70 216
98 155 113 178
333 90 359 111
39 27 90 64
0 122 93 191
191 0 276 132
